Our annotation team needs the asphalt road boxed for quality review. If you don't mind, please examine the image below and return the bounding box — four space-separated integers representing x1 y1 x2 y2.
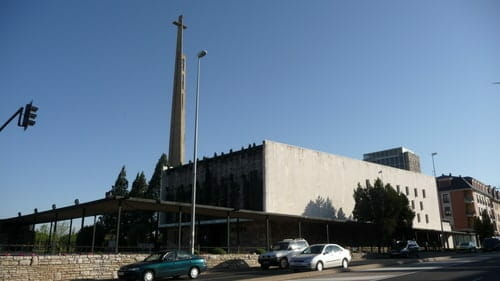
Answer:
286 253 500 281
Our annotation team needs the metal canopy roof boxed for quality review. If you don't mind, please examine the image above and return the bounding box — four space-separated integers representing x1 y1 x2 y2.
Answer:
0 196 357 226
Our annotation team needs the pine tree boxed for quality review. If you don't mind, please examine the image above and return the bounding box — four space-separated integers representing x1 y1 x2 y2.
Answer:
100 166 130 247
130 172 148 198
146 154 168 199
110 166 129 197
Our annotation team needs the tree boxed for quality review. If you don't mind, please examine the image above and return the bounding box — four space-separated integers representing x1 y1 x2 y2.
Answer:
146 154 168 200
109 166 129 197
101 166 129 247
302 196 337 219
353 178 415 252
473 209 495 242
76 223 105 252
129 172 148 198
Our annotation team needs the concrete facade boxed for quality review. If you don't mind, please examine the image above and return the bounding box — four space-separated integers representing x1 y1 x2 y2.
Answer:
161 140 442 232
263 141 441 231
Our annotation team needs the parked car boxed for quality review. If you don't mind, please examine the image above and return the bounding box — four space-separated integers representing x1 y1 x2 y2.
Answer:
117 250 207 281
483 237 500 252
456 241 477 252
258 238 309 269
389 240 420 258
289 243 351 272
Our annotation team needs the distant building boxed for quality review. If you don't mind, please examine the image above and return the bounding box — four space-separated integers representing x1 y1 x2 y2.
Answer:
437 174 500 234
363 147 421 173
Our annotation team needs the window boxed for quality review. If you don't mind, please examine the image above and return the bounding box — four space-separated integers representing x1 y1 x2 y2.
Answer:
425 214 429 224
397 185 400 193
422 189 426 198
417 213 421 223
444 206 451 216
411 200 415 209
405 186 409 195
442 193 450 203
414 188 418 197
420 201 424 211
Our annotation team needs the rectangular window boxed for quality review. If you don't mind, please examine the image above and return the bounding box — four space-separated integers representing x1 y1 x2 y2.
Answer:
406 186 409 196
414 188 418 197
422 189 426 198
397 185 400 193
417 213 421 223
420 201 424 210
442 193 450 203
425 214 429 224
444 206 452 216
411 200 415 209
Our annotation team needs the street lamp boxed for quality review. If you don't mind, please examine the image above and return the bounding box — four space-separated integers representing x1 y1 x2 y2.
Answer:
191 50 207 255
432 152 445 250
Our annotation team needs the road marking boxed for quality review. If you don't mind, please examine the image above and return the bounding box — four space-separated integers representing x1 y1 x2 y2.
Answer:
288 273 412 281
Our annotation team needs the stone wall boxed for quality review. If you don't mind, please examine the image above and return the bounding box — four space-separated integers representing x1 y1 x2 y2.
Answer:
0 253 259 281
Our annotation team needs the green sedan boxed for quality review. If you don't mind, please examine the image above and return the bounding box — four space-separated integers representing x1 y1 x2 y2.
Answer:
118 250 208 281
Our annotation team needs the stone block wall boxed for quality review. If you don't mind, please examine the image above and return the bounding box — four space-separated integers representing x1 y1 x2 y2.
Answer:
0 253 259 281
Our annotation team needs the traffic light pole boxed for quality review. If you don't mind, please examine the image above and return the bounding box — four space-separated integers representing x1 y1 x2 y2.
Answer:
0 101 39 133
0 107 23 133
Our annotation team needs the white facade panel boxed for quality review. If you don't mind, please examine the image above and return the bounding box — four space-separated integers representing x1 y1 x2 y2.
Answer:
263 140 441 231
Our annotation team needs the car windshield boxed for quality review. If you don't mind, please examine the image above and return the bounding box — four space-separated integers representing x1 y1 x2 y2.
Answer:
271 242 289 251
144 252 167 262
302 245 324 254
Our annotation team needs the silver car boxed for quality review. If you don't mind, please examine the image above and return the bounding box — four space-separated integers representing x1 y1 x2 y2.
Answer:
289 243 351 272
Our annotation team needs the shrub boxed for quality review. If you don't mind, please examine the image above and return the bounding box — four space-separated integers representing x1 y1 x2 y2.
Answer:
253 248 266 255
208 247 227 255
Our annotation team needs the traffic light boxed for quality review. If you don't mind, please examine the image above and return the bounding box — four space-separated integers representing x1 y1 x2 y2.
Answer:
21 101 38 130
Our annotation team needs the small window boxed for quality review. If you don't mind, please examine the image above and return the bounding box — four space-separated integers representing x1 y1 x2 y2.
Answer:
405 186 409 195
411 200 415 209
417 213 421 223
414 188 418 197
422 189 426 198
397 185 400 193
420 201 424 210
442 193 450 203
425 214 429 224
444 206 452 216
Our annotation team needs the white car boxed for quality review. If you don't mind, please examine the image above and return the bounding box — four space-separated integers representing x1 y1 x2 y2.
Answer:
289 243 351 272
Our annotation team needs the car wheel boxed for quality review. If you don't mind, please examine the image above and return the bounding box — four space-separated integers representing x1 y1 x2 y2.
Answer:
341 258 349 271
143 270 154 281
316 261 324 272
279 258 289 269
188 267 200 279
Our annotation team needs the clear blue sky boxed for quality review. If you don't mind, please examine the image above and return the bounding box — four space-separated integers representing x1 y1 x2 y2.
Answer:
1 0 499 219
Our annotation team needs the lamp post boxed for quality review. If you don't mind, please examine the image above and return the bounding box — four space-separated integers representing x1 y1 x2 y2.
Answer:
432 152 445 250
191 50 207 255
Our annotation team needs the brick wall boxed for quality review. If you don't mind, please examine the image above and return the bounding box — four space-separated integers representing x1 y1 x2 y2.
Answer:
0 253 259 281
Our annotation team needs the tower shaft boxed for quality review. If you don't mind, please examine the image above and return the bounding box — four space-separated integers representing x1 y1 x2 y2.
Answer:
168 15 187 167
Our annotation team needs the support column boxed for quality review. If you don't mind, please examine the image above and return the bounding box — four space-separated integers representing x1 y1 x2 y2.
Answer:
298 220 302 238
265 216 270 251
52 213 58 254
91 215 97 253
226 213 230 254
326 224 330 243
178 209 182 251
115 203 122 254
47 221 53 254
237 217 240 253
67 218 73 252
